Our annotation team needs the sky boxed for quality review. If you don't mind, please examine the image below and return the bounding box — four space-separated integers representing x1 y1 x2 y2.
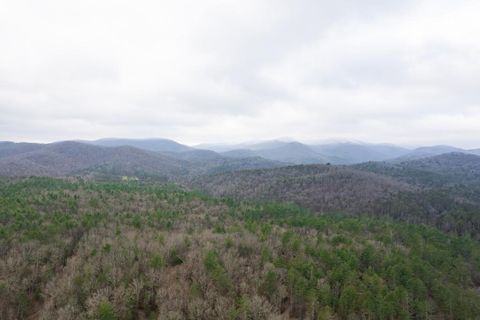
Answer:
1 0 480 148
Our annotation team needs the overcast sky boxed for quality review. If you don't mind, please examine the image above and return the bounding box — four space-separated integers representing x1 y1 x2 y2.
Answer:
1 0 480 147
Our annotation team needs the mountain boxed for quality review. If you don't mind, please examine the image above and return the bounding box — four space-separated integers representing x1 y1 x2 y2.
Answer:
254 142 328 164
0 141 188 179
0 141 43 158
86 138 193 153
311 142 410 164
221 148 258 158
82 138 478 165
164 149 286 175
195 139 295 152
165 149 224 161
468 148 480 156
221 142 329 164
395 145 465 161
0 141 284 179
246 140 295 151
83 138 285 173
204 140 414 164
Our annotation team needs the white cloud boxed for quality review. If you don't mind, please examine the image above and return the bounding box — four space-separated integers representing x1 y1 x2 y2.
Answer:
0 0 479 147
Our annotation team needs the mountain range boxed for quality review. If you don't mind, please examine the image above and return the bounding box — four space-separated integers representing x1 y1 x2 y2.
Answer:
84 137 480 164
2 138 480 179
2 137 480 237
0 140 283 179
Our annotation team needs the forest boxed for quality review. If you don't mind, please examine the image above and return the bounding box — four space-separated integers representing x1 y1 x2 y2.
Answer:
1 177 480 319
3 0 480 318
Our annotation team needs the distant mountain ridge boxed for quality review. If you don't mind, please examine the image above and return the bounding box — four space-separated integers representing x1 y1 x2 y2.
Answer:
217 141 411 164
0 141 44 158
201 139 480 164
83 138 193 153
0 141 188 179
2 138 480 174
251 142 329 164
24 137 475 165
393 145 465 161
0 141 283 179
312 142 410 164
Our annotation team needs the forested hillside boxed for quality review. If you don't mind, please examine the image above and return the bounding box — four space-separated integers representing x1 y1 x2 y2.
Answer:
1 178 480 319
356 153 480 188
189 154 480 238
188 164 411 213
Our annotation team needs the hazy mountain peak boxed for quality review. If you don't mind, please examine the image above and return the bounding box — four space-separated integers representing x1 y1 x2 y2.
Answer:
85 137 192 153
395 145 466 161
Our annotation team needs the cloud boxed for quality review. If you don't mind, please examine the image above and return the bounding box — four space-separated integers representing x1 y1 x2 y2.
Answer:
0 0 479 147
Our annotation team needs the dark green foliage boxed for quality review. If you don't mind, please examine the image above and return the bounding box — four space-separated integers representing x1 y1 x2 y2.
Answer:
0 177 479 319
242 204 480 319
204 250 233 293
259 271 278 298
150 254 165 270
97 301 117 320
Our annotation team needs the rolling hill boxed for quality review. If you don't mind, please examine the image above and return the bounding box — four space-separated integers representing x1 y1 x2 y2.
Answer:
356 152 480 188
189 153 480 237
0 141 188 179
0 141 284 179
394 145 465 161
189 164 411 213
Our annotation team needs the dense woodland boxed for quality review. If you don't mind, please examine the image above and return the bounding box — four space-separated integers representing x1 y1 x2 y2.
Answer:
188 164 410 213
1 177 480 319
191 154 480 239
